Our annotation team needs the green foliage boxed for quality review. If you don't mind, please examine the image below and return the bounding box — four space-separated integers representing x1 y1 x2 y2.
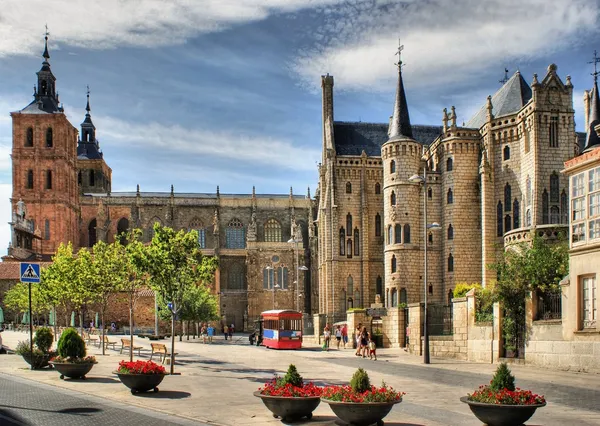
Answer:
475 286 496 323
489 363 516 392
15 340 43 356
281 364 303 387
56 328 86 360
4 282 50 315
34 327 53 353
453 283 482 298
350 368 371 393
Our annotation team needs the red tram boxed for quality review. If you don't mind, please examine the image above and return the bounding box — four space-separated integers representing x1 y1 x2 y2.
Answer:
260 310 303 350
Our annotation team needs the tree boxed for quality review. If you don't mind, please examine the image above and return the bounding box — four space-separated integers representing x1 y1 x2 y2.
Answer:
3 282 50 323
143 223 218 373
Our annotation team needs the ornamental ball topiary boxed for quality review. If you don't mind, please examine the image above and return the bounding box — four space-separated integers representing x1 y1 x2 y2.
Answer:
350 367 371 393
489 362 516 392
57 328 86 360
34 327 53 354
282 364 303 387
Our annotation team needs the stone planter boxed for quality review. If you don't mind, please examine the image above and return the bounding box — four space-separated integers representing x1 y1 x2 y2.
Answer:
50 362 96 380
253 391 321 421
116 372 165 394
21 353 53 369
460 396 546 426
321 398 402 426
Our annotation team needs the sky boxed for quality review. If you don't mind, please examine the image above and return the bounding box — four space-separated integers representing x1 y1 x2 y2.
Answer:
0 0 599 255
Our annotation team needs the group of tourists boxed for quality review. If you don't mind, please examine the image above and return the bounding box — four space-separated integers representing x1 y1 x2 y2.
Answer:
200 323 215 343
322 322 377 360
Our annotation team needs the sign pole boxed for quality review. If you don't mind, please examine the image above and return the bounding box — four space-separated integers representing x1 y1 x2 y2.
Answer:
20 262 41 371
28 281 33 371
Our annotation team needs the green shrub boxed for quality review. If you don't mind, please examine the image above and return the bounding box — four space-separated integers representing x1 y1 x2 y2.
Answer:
56 328 86 360
34 327 53 353
281 364 303 387
453 283 482 298
489 363 515 392
350 368 371 393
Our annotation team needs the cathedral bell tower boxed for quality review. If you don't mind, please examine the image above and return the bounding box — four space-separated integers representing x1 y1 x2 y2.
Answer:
10 31 79 258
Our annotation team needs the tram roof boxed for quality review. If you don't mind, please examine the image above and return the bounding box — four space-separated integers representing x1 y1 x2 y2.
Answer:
260 310 301 315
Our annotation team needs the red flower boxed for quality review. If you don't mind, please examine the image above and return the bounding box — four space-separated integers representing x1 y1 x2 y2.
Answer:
258 379 323 398
467 386 546 405
117 360 166 375
321 385 405 403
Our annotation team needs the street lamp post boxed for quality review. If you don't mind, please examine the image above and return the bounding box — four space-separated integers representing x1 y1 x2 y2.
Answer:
288 238 309 312
409 169 441 365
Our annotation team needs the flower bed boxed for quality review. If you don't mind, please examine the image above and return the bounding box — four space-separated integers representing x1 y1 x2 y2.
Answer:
51 355 97 364
468 385 545 405
117 360 166 375
322 384 404 403
258 379 322 398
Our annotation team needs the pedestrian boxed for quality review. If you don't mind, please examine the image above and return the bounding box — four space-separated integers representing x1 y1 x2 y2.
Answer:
323 325 331 351
355 323 363 356
341 323 348 349
207 325 214 343
0 328 6 354
360 327 369 358
201 324 208 343
335 325 342 349
224 324 229 341
368 335 377 360
230 323 234 339
111 322 117 332
89 321 94 330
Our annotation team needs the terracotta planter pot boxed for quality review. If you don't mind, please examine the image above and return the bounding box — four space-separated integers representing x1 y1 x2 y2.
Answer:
115 372 165 394
253 391 321 421
50 362 96 380
460 396 546 426
21 353 53 369
321 398 402 426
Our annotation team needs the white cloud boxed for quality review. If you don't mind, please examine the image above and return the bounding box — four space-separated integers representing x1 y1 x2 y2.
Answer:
292 0 599 92
0 0 343 56
0 184 12 257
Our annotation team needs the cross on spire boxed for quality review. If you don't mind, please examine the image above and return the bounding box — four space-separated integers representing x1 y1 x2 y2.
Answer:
43 24 50 59
395 39 404 71
589 50 600 82
86 85 91 112
499 68 509 85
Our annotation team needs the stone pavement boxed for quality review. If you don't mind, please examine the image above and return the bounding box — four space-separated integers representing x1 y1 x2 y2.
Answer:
1 330 600 426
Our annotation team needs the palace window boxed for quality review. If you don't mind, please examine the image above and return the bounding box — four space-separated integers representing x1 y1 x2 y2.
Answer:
526 209 532 227
346 182 352 194
228 263 245 290
45 170 52 190
447 189 453 204
446 157 453 171
375 213 381 237
497 202 503 236
375 182 381 194
561 190 568 224
88 219 97 247
263 267 275 289
376 276 383 303
428 232 433 243
26 170 34 189
340 228 345 255
504 214 511 233
44 219 50 240
513 199 520 229
391 191 396 206
504 184 511 211
572 222 585 243
354 228 360 256
347 239 352 258
189 218 206 248
387 225 392 245
542 189 549 224
347 276 353 302
346 213 352 234
428 187 432 199
550 206 560 224
277 266 289 289
581 276 597 329
264 218 282 242
25 127 33 147
45 127 53 148
526 176 532 206
225 218 245 249
390 160 396 174
391 288 398 307
550 172 559 202
448 254 454 272
391 255 397 273
503 145 510 161
590 219 600 240
399 288 407 305
394 224 402 244
90 170 96 187
403 224 411 243
447 224 454 240
549 116 559 147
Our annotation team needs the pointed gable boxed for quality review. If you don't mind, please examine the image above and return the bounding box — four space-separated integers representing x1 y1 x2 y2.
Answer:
584 81 600 152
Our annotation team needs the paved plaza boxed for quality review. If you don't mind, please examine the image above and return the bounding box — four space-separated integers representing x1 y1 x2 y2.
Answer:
1 330 600 425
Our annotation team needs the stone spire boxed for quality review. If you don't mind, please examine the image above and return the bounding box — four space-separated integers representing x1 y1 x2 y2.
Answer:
80 86 97 142
388 42 413 141
583 80 600 152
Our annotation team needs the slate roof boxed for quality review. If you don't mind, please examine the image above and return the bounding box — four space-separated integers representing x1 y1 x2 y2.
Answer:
333 122 442 156
388 67 413 142
77 141 103 160
83 192 307 199
584 81 600 152
19 96 61 114
466 72 532 129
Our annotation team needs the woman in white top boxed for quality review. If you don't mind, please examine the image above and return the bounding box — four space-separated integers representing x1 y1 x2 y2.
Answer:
335 325 342 349
323 326 331 351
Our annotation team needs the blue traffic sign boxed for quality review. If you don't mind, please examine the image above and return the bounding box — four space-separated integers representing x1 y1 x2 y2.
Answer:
20 263 40 283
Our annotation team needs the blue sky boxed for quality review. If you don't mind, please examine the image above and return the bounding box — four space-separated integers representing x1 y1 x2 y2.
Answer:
0 0 599 253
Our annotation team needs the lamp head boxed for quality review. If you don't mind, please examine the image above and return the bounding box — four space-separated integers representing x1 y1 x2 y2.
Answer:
427 222 441 230
408 174 425 183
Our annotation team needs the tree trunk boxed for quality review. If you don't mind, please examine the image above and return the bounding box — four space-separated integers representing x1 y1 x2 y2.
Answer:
53 306 58 341
79 310 84 337
101 310 106 356
179 320 182 342
129 293 134 362
170 311 176 375
186 321 190 341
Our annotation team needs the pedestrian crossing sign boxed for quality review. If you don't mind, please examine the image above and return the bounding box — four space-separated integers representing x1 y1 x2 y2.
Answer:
20 263 40 283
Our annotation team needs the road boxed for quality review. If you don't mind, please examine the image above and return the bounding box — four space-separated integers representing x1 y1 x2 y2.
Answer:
0 374 205 426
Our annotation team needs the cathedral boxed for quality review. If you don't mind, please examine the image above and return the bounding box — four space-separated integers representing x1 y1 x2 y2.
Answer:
2 35 590 333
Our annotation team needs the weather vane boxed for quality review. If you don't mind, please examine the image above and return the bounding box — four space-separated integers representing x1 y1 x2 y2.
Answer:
44 24 49 39
589 50 600 82
395 39 405 70
499 68 509 84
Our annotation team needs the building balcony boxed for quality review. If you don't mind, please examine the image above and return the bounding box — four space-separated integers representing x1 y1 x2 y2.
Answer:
503 224 568 247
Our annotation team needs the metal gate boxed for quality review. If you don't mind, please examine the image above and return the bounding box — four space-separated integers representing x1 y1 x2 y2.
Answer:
403 308 409 347
428 304 453 336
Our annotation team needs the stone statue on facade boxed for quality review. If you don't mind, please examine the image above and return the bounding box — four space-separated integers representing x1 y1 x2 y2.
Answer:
247 210 257 242
212 209 219 234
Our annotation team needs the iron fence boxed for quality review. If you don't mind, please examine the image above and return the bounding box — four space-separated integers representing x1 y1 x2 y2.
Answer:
428 304 453 336
536 291 562 320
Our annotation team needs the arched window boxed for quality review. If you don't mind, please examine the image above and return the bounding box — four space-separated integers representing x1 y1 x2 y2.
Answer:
25 127 33 147
391 255 397 273
447 224 454 240
446 157 453 171
228 263 245 290
117 218 130 245
447 189 453 204
26 170 34 189
390 160 396 174
428 187 432 199
90 170 96 187
78 171 82 186
542 189 549 224
375 183 381 194
448 253 454 272
45 170 52 190
526 209 532 227
503 145 510 160
387 225 392 245
394 224 402 244
226 218 245 249
347 276 353 300
513 199 520 229
353 228 359 255
346 213 352 233
400 288 407 305
263 267 275 289
391 288 398 307
550 172 559 202
189 218 205 248
561 190 568 224
550 206 560 224
526 176 531 206
376 276 383 303
44 219 50 240
45 127 53 148
346 182 352 194
347 239 352 258
277 266 289 289
391 191 396 206
375 213 381 237
264 218 281 242
497 202 503 236
403 224 410 243
428 232 433 243
88 219 97 247
549 116 558 147
504 184 511 211
339 228 345 255
504 214 511 233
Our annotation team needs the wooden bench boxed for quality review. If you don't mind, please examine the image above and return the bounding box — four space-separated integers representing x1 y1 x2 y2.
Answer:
120 338 143 356
102 335 117 350
150 343 178 364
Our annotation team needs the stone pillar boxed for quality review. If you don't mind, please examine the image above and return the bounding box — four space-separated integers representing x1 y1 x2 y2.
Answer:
407 302 423 355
